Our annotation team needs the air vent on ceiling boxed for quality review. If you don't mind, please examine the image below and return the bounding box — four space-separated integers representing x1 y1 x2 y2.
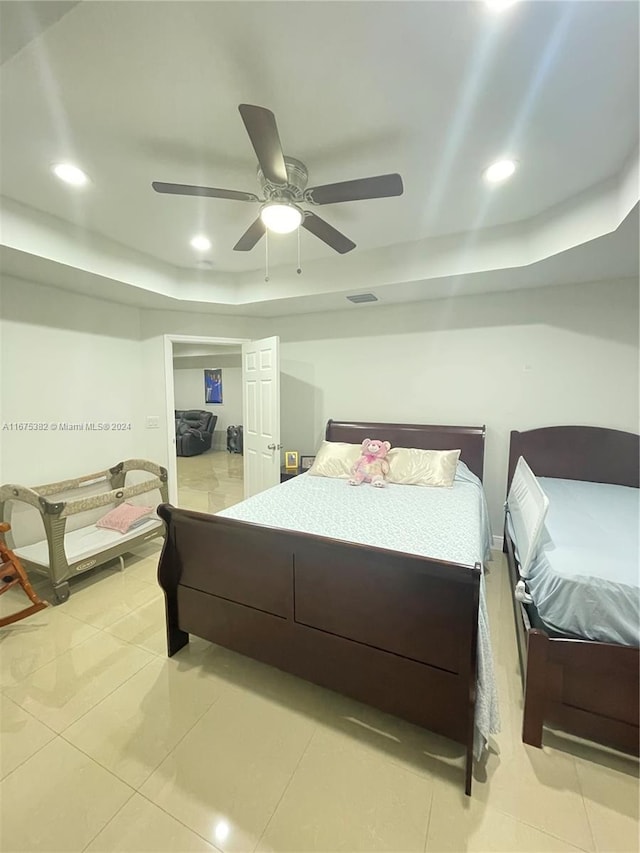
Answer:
346 293 378 304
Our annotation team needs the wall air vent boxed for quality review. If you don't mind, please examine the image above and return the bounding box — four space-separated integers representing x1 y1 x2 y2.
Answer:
346 293 378 304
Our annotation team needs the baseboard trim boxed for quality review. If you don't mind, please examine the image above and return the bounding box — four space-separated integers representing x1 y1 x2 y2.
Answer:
492 534 504 551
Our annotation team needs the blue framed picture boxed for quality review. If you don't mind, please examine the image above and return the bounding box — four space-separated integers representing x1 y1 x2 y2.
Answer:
204 368 223 404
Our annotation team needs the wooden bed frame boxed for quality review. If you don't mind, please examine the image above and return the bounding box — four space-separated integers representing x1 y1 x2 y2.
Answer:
158 420 487 795
505 425 639 756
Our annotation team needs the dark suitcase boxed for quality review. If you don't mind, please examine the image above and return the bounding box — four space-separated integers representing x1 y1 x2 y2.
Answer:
226 425 243 454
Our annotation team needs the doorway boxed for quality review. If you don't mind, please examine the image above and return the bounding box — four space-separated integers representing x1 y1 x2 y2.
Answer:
163 335 250 511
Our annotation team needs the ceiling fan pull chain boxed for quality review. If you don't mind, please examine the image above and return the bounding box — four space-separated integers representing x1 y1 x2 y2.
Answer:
264 229 269 282
297 226 302 275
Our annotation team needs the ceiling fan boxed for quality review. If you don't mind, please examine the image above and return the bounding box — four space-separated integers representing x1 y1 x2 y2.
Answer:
152 104 404 255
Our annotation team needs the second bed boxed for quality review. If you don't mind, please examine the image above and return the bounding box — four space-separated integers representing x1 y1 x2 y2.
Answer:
505 425 639 755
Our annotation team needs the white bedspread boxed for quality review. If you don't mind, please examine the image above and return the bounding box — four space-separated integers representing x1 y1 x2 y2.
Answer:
219 462 500 757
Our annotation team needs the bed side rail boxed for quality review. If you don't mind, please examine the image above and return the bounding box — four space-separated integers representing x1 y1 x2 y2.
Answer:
505 457 549 579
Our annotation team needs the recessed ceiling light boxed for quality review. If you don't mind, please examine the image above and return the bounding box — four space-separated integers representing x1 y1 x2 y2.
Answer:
214 822 230 844
484 159 517 184
190 234 212 252
51 162 89 186
485 0 519 11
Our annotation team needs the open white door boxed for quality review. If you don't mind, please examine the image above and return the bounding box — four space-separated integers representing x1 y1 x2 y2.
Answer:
242 336 281 498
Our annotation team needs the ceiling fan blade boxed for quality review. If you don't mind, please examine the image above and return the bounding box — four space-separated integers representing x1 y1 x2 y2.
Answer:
238 104 288 186
233 217 266 251
302 212 356 254
152 181 259 202
306 173 404 205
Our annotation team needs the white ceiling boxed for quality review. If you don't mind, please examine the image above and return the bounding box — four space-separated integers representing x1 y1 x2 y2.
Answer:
0 1 79 64
0 0 638 316
2 203 637 318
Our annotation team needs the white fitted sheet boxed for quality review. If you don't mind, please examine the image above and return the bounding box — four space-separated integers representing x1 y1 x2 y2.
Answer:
523 477 640 646
219 462 500 756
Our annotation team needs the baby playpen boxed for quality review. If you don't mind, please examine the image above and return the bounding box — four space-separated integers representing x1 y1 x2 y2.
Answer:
0 459 168 602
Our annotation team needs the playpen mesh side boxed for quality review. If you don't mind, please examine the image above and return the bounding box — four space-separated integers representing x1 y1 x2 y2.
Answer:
0 460 169 587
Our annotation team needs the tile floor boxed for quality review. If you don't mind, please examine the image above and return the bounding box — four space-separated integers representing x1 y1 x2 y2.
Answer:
0 451 638 852
177 450 244 515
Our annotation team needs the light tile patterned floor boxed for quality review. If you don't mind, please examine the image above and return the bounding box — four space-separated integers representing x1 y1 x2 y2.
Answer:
177 449 244 514
0 451 637 852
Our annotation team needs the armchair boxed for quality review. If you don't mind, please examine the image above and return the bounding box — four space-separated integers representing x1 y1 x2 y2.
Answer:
175 410 218 457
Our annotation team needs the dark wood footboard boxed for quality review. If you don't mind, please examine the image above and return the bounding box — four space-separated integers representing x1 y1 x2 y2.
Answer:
157 503 482 795
523 627 639 754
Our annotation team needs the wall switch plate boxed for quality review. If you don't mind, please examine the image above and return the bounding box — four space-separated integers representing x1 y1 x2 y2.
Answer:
146 415 160 429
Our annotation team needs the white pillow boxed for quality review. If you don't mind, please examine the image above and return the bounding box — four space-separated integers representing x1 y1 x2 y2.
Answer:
387 447 460 487
308 441 361 479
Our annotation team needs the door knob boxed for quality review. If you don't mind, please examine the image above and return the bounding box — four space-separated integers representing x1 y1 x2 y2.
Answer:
267 443 276 450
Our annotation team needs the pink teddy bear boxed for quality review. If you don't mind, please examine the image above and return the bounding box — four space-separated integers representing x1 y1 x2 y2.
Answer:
349 438 391 488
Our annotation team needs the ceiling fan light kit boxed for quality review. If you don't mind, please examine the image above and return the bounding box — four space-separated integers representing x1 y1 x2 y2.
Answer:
152 104 404 263
260 202 303 234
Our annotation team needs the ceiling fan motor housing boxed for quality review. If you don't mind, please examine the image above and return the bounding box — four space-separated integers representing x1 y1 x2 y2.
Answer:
258 156 308 202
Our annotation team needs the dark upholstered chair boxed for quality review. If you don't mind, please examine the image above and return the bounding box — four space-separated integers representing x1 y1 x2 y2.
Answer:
175 410 217 457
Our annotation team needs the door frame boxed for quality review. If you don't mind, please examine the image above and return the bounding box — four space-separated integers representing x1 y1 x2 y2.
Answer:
163 334 251 505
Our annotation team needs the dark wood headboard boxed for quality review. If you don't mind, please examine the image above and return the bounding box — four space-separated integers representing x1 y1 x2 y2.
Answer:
507 426 639 490
325 420 486 481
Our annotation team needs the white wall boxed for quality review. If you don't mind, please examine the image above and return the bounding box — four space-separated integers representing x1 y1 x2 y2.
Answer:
2 275 637 537
173 354 242 449
140 309 267 340
0 284 266 501
0 277 145 484
272 278 639 534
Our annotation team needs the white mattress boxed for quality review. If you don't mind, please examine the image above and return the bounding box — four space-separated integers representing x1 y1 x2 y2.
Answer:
15 517 163 568
522 477 640 646
219 462 500 756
